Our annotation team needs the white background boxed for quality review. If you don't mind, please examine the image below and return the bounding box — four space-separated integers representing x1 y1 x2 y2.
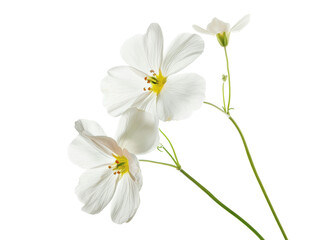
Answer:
1 0 318 239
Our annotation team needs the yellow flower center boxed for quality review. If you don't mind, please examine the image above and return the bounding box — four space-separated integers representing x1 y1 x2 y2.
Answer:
108 154 129 177
143 69 167 95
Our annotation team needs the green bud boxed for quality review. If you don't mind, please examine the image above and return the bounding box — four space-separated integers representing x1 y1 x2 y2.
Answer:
222 74 228 82
216 32 230 47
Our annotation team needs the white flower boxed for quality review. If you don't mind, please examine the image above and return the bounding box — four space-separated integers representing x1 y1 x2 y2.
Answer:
193 15 250 46
68 108 159 224
102 23 206 121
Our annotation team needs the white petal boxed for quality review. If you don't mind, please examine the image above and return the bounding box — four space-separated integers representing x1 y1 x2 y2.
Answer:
192 25 211 35
116 108 159 155
69 120 121 168
132 91 157 116
161 33 204 76
101 66 148 116
231 14 250 32
120 34 149 74
111 174 140 224
76 167 118 214
123 149 143 190
145 23 163 72
156 73 206 121
207 18 230 34
75 119 105 136
68 135 113 169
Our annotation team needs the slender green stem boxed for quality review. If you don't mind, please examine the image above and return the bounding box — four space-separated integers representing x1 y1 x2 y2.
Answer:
228 116 288 240
162 146 179 166
139 159 177 169
203 101 226 114
159 129 180 167
222 82 226 111
224 47 231 113
180 169 264 239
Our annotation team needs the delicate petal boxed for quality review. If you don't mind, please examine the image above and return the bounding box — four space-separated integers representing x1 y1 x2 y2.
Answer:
69 120 119 168
116 108 159 155
192 25 211 35
111 174 140 224
68 135 113 169
101 66 148 116
162 34 204 76
231 15 250 32
156 73 206 121
132 91 157 116
75 119 105 136
76 167 118 214
207 18 230 34
123 149 143 190
120 34 149 74
145 23 163 72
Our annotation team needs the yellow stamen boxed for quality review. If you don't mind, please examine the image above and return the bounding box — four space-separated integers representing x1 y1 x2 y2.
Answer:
111 154 129 177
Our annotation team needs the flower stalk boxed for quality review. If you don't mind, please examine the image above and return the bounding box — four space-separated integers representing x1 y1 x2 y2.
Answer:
139 129 265 239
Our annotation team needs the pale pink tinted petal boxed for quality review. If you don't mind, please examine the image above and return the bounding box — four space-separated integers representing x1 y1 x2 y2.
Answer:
123 149 143 190
156 73 206 121
76 167 118 214
116 108 159 155
161 34 204 76
111 174 140 224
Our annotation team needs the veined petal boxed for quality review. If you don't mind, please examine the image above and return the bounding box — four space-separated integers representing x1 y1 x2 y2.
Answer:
101 66 147 117
111 174 140 224
75 119 105 136
231 15 250 32
207 18 230 34
116 108 159 155
145 23 163 73
161 33 204 76
76 167 118 214
156 73 206 121
123 149 143 190
69 135 113 169
120 34 149 74
69 120 119 168
192 25 211 35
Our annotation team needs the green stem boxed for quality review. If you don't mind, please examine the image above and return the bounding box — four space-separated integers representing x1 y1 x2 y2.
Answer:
203 101 226 114
222 81 226 111
139 159 177 169
224 47 231 113
179 169 264 239
159 129 180 167
228 116 288 240
162 146 179 167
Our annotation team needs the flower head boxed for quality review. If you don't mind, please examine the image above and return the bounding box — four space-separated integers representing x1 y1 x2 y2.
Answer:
102 23 206 121
68 109 159 224
193 15 250 47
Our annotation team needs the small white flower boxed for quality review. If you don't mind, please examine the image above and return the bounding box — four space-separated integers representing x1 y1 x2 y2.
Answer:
68 109 159 224
193 15 250 46
102 23 206 121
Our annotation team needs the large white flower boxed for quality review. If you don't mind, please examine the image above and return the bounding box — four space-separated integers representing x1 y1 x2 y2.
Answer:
102 23 206 121
193 15 250 46
68 108 159 224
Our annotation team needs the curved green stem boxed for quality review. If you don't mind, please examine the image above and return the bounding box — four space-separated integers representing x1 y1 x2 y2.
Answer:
203 101 226 114
180 169 264 239
159 129 180 167
162 146 179 167
228 116 288 240
224 47 231 113
139 159 177 169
